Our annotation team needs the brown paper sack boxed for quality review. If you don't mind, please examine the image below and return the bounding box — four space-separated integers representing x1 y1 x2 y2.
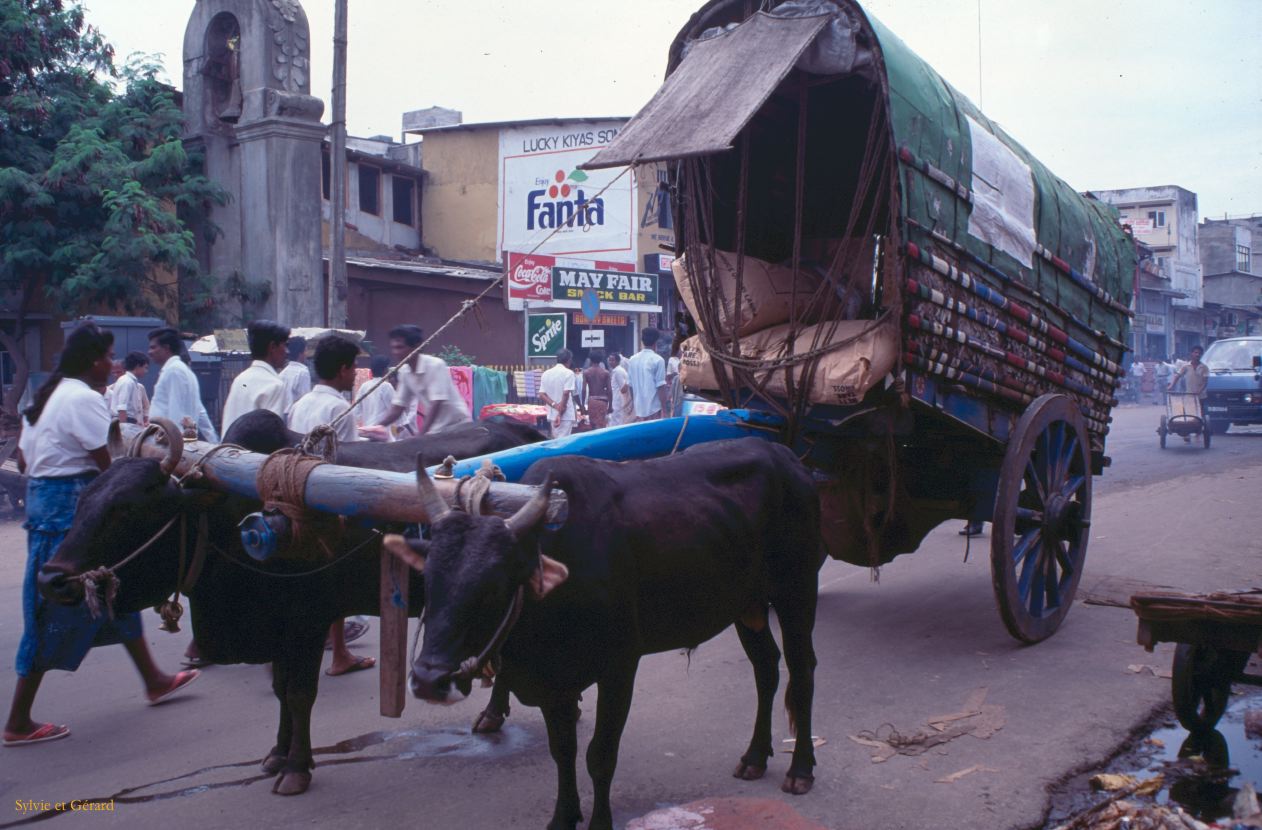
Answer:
673 250 824 337
680 319 898 407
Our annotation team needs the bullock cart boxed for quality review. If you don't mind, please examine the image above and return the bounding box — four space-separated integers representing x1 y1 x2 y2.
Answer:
569 0 1136 643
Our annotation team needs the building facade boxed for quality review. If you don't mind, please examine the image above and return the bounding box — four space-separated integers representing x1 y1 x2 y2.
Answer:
1200 215 1262 340
1093 186 1205 357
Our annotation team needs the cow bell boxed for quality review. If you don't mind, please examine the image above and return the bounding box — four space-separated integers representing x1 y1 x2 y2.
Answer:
239 510 292 561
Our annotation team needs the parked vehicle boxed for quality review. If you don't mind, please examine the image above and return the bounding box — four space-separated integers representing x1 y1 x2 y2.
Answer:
1201 336 1262 433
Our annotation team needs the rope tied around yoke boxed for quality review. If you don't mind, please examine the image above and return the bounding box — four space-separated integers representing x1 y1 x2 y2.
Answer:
255 449 343 559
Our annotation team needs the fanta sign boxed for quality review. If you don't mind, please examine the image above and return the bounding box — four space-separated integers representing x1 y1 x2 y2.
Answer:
498 121 634 264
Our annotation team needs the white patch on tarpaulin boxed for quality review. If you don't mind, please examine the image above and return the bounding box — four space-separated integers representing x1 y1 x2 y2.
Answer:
965 116 1036 268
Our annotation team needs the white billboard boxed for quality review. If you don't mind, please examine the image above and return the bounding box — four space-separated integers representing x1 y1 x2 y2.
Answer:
498 121 635 264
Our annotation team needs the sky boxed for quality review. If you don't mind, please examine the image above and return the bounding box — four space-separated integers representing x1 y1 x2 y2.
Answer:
80 0 1261 220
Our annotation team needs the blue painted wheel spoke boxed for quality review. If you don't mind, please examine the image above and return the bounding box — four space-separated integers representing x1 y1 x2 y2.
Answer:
1043 551 1061 611
1024 460 1047 505
1061 474 1086 500
1015 529 1042 596
1055 540 1075 575
1054 432 1079 489
1027 542 1046 616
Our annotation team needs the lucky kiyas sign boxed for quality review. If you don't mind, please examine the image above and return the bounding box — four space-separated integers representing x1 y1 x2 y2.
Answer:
498 121 636 265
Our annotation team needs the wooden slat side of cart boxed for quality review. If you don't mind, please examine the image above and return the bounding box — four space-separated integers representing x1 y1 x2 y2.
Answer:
585 0 1136 642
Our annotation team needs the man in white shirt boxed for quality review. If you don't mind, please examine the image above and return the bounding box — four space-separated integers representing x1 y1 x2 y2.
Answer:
608 352 634 427
626 328 669 421
148 328 219 443
538 349 577 438
109 352 150 424
288 336 362 444
279 336 312 414
221 320 292 435
286 335 375 677
357 355 405 441
371 325 471 436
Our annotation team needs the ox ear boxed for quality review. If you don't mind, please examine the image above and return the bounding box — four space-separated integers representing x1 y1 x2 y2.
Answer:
527 554 569 601
383 533 428 572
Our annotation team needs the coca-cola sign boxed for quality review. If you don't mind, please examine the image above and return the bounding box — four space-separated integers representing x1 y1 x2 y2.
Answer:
506 252 556 307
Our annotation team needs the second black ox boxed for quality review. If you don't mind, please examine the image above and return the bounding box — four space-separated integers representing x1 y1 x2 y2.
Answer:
385 436 824 830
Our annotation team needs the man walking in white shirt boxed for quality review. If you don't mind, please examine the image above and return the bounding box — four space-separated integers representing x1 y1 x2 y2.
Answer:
109 352 150 424
626 328 669 421
608 352 634 427
357 355 405 441
371 325 471 436
221 320 292 435
279 336 312 414
147 328 219 443
538 349 577 438
287 335 375 677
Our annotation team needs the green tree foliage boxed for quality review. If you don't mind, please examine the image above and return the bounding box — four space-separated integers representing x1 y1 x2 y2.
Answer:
0 0 228 341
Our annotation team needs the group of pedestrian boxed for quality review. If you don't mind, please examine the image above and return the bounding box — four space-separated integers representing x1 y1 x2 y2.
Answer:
4 316 480 747
538 328 674 438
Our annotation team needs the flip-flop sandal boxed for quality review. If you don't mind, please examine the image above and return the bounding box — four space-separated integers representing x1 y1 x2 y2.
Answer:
4 723 70 747
147 669 201 706
325 655 376 677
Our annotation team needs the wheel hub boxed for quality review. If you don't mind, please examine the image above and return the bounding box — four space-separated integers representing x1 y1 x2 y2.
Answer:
1043 494 1077 538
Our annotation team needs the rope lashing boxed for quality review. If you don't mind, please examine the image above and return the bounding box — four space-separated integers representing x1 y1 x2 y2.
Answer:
82 568 120 621
255 449 342 559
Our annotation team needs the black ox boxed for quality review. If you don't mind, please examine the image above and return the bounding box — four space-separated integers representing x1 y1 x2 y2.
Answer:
38 411 542 796
387 437 824 830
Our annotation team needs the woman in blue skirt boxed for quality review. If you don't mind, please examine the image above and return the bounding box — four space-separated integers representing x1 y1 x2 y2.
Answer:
3 323 199 747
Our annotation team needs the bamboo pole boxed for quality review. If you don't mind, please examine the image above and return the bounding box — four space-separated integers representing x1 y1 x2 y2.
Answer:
119 426 566 525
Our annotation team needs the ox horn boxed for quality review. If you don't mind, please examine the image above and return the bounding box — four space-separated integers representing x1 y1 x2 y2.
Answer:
505 473 553 540
150 417 185 477
107 419 127 458
415 455 452 523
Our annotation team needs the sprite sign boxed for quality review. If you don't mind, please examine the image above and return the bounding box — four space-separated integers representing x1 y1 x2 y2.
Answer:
527 313 567 358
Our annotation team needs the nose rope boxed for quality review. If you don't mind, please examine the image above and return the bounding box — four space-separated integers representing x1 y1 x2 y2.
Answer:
452 584 526 682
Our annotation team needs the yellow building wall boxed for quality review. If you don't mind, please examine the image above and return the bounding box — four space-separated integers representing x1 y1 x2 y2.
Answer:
420 129 500 262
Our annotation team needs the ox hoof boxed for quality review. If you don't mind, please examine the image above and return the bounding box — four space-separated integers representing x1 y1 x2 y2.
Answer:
471 708 506 734
732 761 766 781
271 770 312 796
260 753 285 775
781 773 814 795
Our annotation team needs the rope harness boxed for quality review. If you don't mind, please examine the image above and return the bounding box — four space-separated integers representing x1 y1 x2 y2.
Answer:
255 448 342 559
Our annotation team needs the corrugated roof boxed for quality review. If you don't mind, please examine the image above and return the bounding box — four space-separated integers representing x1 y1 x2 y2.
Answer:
336 255 501 282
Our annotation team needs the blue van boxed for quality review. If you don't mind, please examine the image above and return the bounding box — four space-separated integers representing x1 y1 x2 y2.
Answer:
1202 337 1262 433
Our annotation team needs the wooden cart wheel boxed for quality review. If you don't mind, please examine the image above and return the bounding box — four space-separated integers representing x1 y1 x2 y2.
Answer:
991 394 1092 643
1158 415 1167 450
1171 644 1246 732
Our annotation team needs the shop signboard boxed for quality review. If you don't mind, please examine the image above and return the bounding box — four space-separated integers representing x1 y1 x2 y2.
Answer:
551 267 659 308
498 121 634 264
504 251 634 311
1141 313 1166 334
526 313 567 359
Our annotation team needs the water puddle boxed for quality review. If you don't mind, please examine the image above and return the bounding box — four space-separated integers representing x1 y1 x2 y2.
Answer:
0 724 536 827
1043 687 1262 828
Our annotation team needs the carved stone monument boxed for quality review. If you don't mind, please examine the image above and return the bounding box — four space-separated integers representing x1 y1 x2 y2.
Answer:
183 0 326 326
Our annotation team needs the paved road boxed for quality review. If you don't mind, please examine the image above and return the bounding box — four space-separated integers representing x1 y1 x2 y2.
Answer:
0 405 1258 829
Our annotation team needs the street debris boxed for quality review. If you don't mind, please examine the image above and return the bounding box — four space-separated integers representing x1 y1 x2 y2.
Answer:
848 687 1005 763
626 797 828 830
935 764 999 784
781 735 827 749
1127 664 1175 679
1246 710 1262 741
1050 800 1215 830
1089 773 1164 796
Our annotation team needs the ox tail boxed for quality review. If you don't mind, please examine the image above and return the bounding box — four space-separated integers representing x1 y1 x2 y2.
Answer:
784 681 797 737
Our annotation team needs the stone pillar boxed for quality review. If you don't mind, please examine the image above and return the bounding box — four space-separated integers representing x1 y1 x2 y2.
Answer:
183 0 326 327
